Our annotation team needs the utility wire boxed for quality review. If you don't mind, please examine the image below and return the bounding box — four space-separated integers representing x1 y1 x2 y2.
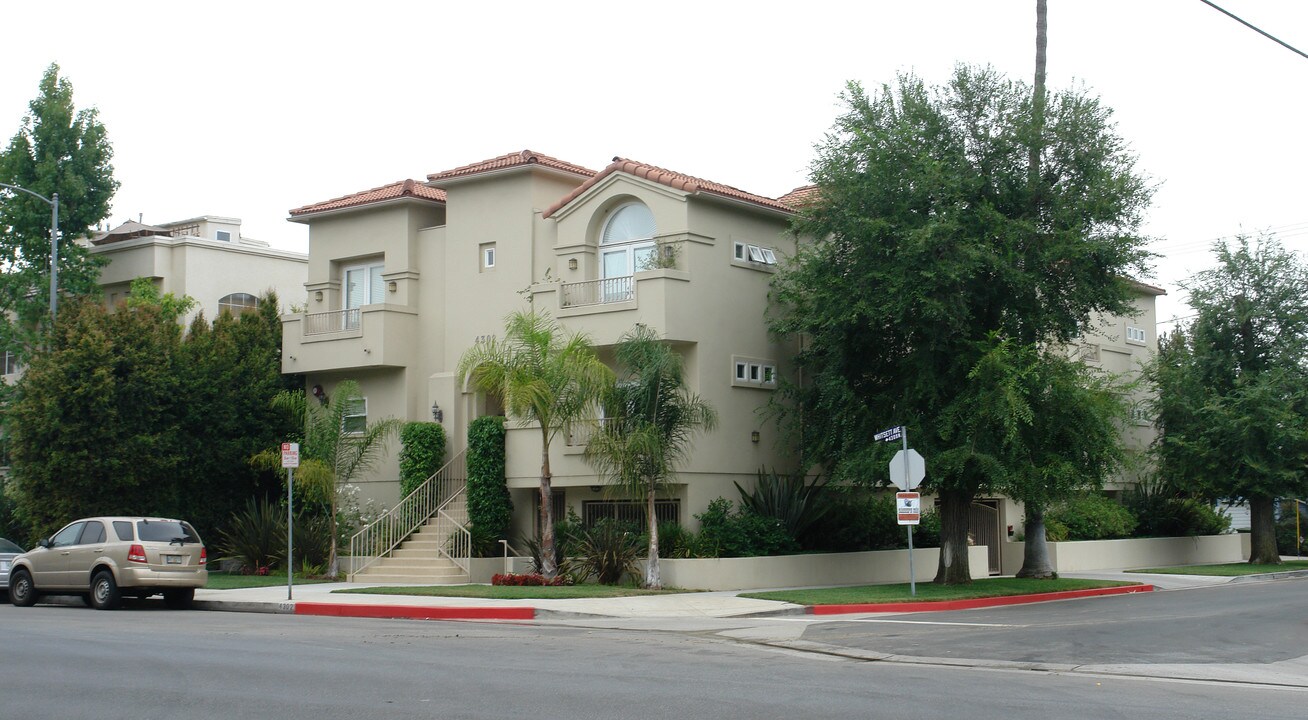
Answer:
1198 0 1308 61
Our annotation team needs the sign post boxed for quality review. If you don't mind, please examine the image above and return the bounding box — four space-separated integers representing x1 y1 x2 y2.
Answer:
879 426 925 597
281 442 299 600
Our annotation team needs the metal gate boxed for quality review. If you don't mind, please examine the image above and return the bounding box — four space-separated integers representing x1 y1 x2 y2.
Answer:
968 501 1001 575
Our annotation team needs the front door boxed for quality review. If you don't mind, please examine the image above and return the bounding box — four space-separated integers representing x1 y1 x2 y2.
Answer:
30 521 84 589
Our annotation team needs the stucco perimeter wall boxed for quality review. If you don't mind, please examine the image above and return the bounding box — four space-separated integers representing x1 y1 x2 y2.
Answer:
653 546 991 591
1002 534 1250 574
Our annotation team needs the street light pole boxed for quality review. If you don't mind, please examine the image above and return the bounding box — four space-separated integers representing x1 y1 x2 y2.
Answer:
0 182 60 319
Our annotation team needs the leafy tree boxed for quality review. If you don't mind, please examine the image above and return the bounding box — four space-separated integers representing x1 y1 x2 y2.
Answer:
1148 235 1308 564
771 66 1152 583
257 380 401 576
0 63 117 356
458 310 612 579
584 325 716 588
8 296 182 540
948 336 1128 577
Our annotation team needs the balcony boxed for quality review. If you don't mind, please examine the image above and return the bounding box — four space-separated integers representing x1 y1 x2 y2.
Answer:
561 277 634 308
282 304 418 374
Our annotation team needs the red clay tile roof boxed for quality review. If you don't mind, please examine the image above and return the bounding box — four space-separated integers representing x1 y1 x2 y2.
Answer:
426 149 597 183
290 179 446 217
776 185 820 208
543 157 796 219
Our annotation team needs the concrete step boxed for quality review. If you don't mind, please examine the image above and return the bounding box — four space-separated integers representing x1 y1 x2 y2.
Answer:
356 573 470 585
366 558 462 571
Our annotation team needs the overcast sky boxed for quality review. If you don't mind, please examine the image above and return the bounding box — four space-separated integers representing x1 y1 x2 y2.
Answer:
2 1 1304 324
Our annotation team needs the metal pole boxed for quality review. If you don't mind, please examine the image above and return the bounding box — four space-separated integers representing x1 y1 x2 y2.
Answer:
904 428 915 597
287 467 294 601
50 193 59 319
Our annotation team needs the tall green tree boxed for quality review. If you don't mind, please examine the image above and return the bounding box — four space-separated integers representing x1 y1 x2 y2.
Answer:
1149 235 1308 564
457 310 613 579
585 325 717 589
0 64 118 356
7 295 182 541
258 380 401 576
771 66 1152 583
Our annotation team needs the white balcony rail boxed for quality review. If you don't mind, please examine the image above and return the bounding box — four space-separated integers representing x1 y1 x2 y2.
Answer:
348 449 469 581
561 276 634 308
304 308 361 335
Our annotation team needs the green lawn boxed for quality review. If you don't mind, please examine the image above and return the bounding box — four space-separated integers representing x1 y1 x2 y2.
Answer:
333 584 686 600
205 573 337 590
740 578 1140 606
1126 560 1308 576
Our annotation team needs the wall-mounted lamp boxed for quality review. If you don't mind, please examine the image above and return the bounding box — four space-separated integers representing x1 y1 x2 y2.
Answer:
589 485 602 493
311 384 328 405
314 290 323 302
568 258 578 270
388 281 397 292
431 402 444 423
751 431 760 443
287 355 296 361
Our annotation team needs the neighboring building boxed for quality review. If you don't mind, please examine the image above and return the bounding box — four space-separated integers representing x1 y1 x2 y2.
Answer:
283 150 1165 575
88 215 308 325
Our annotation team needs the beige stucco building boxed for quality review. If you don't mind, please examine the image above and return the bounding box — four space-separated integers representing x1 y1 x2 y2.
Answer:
283 150 1165 573
284 152 803 536
89 215 308 324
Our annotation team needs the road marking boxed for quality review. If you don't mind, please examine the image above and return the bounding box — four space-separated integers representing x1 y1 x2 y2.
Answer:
769 618 1024 628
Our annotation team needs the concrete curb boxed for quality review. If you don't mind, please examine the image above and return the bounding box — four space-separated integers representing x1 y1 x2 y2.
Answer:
803 583 1155 615
1228 568 1308 584
293 602 535 621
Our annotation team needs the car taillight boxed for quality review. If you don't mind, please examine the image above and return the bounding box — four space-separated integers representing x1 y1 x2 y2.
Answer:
128 544 147 563
200 547 207 565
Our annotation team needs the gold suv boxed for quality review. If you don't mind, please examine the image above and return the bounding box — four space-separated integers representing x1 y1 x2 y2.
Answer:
7 516 208 610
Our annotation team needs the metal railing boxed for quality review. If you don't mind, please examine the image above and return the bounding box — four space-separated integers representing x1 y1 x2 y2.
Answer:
348 449 469 581
303 308 361 335
561 276 634 308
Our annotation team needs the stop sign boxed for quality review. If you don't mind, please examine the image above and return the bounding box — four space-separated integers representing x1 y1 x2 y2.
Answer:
889 449 925 490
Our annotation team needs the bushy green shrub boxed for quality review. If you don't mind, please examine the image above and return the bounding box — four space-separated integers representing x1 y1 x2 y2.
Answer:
218 498 286 572
1276 503 1307 555
467 416 512 555
734 469 831 545
292 512 333 571
694 497 798 558
803 491 941 552
1047 493 1136 540
1123 484 1231 537
398 422 447 499
648 520 695 558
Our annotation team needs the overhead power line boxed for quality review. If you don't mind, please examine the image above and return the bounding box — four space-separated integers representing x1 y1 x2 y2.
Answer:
1198 0 1308 61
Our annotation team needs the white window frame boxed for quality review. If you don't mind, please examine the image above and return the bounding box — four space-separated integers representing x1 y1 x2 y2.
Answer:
600 203 656 281
735 361 748 381
1126 326 1146 345
342 262 385 309
342 397 367 435
215 230 232 242
218 292 259 317
481 243 496 270
2 351 19 376
734 242 747 260
732 356 778 389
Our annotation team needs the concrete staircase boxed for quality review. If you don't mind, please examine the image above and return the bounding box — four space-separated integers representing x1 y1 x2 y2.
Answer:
352 506 470 584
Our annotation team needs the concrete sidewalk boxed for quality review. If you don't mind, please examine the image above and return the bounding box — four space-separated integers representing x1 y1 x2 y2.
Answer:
191 566 1292 622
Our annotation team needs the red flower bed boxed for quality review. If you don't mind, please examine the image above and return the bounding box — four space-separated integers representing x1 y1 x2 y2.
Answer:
491 572 570 586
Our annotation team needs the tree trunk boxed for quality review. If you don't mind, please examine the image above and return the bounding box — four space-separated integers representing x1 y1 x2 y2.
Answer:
1016 504 1056 578
538 431 557 579
1248 494 1281 564
934 489 973 584
645 487 661 589
327 486 339 578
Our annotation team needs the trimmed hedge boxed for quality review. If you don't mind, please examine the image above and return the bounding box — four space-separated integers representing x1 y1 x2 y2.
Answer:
399 422 447 499
467 416 512 555
1046 493 1136 541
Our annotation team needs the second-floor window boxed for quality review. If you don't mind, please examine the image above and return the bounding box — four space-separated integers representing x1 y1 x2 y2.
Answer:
218 293 259 317
342 397 367 435
343 263 384 310
1126 326 1146 344
600 203 656 280
2 350 20 376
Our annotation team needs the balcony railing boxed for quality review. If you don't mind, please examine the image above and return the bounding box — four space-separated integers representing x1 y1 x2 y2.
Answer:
561 276 634 308
303 308 361 335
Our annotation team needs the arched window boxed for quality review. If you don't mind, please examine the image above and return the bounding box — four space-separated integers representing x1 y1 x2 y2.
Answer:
600 203 656 280
218 292 259 317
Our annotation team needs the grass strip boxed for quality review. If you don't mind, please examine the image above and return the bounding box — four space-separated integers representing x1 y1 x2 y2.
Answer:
205 573 335 590
741 578 1139 606
1126 560 1308 576
332 584 685 600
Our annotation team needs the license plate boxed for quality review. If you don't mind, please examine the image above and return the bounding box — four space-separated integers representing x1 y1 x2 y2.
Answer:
165 555 183 565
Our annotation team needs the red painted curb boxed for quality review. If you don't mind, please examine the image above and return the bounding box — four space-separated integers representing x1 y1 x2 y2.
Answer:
808 584 1155 615
294 602 535 621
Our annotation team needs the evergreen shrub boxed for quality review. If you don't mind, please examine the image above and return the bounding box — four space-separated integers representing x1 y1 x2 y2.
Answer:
398 422 447 499
467 416 512 556
1047 493 1136 541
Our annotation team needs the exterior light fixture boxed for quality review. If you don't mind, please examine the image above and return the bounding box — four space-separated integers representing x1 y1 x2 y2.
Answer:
568 258 578 270
431 402 443 423
310 384 328 405
388 281 397 292
751 431 760 443
589 485 602 493
314 290 323 302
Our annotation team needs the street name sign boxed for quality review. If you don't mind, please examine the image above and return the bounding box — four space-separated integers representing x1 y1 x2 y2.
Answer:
874 426 903 442
897 492 921 525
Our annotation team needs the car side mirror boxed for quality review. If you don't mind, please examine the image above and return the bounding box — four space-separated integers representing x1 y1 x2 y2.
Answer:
38 538 51 549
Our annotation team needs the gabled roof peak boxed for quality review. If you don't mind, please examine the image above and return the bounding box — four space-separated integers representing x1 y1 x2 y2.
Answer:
426 149 598 184
543 157 797 219
289 179 446 218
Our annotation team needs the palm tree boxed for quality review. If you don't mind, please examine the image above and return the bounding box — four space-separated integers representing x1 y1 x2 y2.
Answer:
256 380 400 577
585 325 716 589
457 310 613 579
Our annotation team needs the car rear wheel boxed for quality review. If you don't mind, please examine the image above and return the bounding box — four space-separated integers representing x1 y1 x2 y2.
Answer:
163 588 194 610
90 570 121 610
9 569 38 607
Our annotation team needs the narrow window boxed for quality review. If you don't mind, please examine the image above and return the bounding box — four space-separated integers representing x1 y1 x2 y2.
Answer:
747 245 765 263
735 361 748 380
760 248 777 265
481 243 497 270
215 230 232 242
734 242 747 260
342 397 367 435
762 365 776 385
